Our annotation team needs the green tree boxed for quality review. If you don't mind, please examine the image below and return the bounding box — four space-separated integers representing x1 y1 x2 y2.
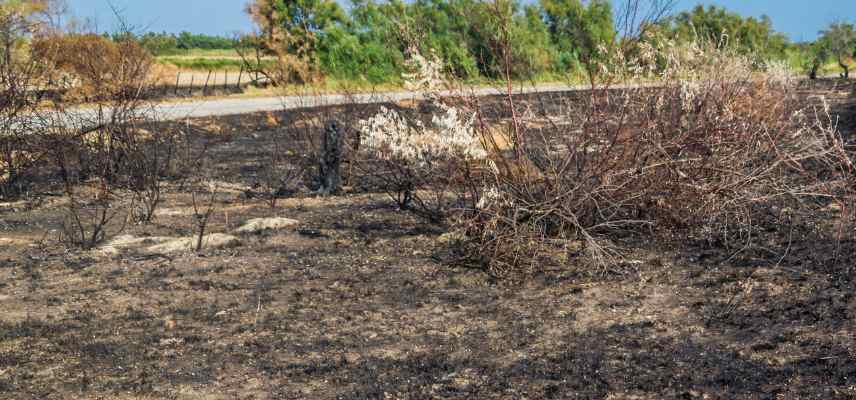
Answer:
407 0 480 79
246 0 346 83
512 4 557 78
1 0 58 64
137 32 178 55
541 0 615 81
466 0 556 79
805 39 831 79
664 6 789 62
174 32 234 50
318 0 405 84
819 22 856 79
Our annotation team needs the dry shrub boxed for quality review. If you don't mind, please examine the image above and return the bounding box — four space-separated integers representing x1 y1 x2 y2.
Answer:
57 179 132 249
33 33 154 102
123 125 186 222
251 123 312 207
353 51 485 222
4 19 195 248
356 104 485 222
448 42 853 277
236 23 319 86
46 118 189 247
25 32 169 247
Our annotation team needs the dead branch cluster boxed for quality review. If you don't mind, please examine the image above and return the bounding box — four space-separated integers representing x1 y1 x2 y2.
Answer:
346 9 855 277
433 48 850 277
0 8 191 249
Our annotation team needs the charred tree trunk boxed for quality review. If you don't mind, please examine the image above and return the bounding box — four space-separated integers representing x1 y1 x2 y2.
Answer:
317 120 342 196
840 56 850 79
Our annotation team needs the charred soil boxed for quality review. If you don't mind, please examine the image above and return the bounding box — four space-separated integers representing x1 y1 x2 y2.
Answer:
1 80 856 399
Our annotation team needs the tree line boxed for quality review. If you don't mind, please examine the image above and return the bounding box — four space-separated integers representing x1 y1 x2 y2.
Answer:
111 31 237 55
236 0 856 85
47 0 856 84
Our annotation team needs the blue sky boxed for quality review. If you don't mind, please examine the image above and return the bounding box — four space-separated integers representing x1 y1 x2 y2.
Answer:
66 0 852 42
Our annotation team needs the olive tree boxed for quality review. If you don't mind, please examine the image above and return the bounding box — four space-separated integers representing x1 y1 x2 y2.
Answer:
819 21 856 79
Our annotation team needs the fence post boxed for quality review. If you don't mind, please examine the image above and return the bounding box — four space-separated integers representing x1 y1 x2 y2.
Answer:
236 65 244 90
174 71 180 95
203 70 212 95
189 75 194 97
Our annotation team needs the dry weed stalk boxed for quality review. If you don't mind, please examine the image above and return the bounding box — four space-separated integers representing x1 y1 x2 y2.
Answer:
191 180 218 253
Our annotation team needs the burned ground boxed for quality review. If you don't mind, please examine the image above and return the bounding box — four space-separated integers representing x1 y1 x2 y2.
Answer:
1 80 855 399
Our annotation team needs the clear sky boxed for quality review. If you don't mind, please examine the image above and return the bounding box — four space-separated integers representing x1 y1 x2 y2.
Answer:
65 0 853 42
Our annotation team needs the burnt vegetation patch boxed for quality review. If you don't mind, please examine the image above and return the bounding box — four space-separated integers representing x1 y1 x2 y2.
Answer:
3 1 856 399
0 79 856 399
2 78 856 397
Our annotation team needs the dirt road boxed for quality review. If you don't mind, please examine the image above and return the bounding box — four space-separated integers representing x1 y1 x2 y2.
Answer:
153 83 617 120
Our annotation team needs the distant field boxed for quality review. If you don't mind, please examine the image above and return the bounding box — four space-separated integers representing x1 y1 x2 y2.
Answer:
156 48 242 58
156 48 276 71
163 70 252 87
158 57 246 71
823 62 852 77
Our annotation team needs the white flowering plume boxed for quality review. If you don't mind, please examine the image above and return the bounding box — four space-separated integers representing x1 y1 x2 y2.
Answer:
358 104 487 166
763 59 794 88
402 47 445 92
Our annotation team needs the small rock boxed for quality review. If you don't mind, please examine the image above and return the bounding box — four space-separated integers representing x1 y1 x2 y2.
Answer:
825 202 842 213
101 234 241 255
159 338 184 347
147 234 241 254
343 352 361 364
164 318 178 331
437 232 465 244
235 217 300 234
100 235 175 256
297 228 326 238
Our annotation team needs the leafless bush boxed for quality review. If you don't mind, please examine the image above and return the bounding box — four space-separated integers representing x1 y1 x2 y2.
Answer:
251 126 306 208
0 4 156 248
449 41 852 277
41 119 125 249
35 31 163 247
57 178 132 249
124 125 185 222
